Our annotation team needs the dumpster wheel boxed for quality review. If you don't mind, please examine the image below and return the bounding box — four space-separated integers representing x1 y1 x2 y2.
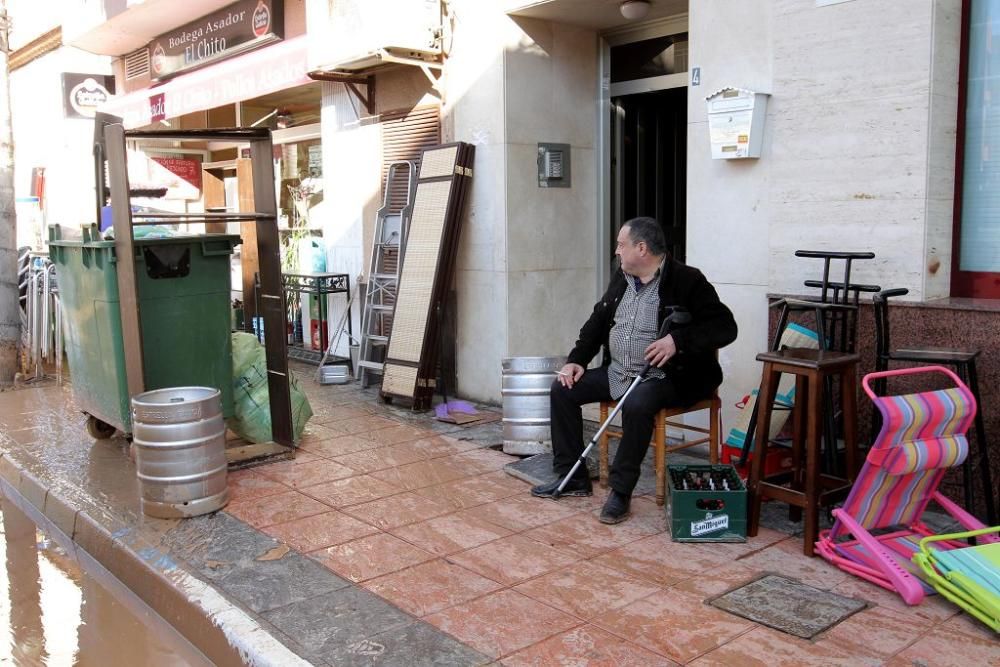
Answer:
85 415 117 440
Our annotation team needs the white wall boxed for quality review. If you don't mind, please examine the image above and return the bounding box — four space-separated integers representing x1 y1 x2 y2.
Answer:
318 82 377 360
503 18 599 363
10 47 112 247
441 0 511 403
687 0 960 429
687 0 774 430
442 2 600 404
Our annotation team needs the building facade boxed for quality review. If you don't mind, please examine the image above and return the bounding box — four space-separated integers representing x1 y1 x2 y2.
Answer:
43 0 997 453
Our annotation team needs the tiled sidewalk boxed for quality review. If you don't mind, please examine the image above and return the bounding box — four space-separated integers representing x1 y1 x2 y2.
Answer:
224 370 1000 666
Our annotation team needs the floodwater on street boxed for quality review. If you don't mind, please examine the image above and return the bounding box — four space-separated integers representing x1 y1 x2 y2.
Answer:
0 498 212 666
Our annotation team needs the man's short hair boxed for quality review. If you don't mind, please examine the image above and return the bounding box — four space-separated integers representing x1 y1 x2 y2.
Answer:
623 217 666 256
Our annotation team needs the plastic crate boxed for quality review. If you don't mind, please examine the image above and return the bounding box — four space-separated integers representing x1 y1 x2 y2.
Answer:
667 464 747 542
721 443 794 480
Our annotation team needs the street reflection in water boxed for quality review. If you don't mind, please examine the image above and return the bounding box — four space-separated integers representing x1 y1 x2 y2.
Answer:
0 499 211 666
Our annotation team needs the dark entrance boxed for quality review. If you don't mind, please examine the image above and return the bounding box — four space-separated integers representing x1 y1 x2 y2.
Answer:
610 86 688 264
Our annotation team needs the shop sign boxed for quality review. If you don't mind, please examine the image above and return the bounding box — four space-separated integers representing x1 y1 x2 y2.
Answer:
149 0 284 82
150 93 166 122
150 157 203 190
62 73 114 119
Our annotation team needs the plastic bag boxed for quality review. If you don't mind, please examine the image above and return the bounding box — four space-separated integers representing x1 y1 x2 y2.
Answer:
229 332 313 443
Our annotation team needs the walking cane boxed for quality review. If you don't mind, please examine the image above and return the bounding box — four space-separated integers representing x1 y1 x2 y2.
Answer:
552 307 692 499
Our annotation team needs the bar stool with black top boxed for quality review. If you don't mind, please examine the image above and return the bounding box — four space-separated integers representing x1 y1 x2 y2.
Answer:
871 288 997 526
738 250 877 475
747 348 861 557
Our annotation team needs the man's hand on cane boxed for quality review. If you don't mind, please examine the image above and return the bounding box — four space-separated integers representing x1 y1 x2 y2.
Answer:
644 334 677 368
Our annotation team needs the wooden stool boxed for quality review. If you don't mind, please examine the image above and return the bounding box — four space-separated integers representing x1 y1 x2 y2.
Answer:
598 393 721 506
747 349 860 556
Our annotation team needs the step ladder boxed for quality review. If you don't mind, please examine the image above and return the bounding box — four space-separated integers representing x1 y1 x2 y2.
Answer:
357 160 417 387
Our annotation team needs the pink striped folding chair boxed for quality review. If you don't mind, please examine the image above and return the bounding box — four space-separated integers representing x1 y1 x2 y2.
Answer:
816 366 1000 605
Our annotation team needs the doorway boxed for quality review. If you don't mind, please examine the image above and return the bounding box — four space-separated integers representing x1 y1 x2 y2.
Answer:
610 87 687 263
603 26 689 276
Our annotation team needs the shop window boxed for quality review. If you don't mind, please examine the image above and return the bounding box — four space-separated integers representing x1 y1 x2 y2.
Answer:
954 0 1000 297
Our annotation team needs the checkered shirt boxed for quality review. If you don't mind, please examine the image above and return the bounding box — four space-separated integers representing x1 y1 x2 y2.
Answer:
607 270 664 399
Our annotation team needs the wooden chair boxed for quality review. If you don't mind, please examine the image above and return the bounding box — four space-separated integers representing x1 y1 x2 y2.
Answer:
598 392 721 505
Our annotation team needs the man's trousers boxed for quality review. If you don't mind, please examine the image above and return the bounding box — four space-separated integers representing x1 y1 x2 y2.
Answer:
549 367 682 495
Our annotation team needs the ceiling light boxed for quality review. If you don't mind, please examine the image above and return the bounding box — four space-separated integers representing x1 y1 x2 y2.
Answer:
620 0 651 21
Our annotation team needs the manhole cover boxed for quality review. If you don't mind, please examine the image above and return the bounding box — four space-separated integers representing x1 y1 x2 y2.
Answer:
709 574 867 639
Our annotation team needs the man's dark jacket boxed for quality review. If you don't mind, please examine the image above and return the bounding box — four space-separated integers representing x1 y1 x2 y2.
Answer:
566 257 738 404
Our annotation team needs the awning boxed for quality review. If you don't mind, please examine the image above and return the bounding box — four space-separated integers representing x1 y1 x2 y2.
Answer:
99 36 312 129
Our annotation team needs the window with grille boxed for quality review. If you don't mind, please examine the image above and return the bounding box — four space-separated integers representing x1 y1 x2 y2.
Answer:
380 105 441 214
124 48 150 80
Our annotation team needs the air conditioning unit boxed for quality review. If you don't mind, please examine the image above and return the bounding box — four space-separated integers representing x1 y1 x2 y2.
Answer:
309 0 443 74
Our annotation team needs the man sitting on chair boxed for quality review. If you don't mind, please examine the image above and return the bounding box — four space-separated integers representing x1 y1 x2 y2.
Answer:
532 217 737 524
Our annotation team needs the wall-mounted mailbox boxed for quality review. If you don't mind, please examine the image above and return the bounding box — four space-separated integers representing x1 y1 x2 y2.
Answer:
705 87 769 159
538 142 570 188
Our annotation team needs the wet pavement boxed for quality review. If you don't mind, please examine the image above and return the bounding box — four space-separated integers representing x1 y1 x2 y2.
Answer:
0 368 998 665
0 498 211 666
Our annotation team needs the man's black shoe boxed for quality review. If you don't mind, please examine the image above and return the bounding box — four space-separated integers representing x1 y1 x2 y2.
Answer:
531 475 592 498
599 490 631 524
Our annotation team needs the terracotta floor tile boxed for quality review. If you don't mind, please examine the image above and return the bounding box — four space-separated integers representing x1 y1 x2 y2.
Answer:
260 510 378 552
311 532 435 582
404 434 482 457
296 422 342 446
266 450 324 467
369 458 476 490
462 495 582 532
735 537 849 589
502 624 678 667
514 560 664 620
323 415 400 436
390 512 512 556
938 610 998 642
448 448 518 473
424 589 579 660
413 472 526 511
310 405 376 425
594 589 756 663
301 474 402 508
670 563 762 599
828 577 959 624
363 558 503 617
331 442 429 473
593 534 731 587
299 434 383 458
224 490 331 529
256 459 357 489
616 495 669 534
693 526 788 559
815 605 933 659
226 470 290 503
690 626 879 667
340 491 452 530
448 534 581 586
886 627 1000 667
358 424 437 446
523 510 660 559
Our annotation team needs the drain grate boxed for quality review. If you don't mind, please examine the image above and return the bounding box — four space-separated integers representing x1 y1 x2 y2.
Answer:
709 574 867 639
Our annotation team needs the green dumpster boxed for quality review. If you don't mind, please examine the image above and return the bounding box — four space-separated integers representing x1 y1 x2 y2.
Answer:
49 225 241 436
